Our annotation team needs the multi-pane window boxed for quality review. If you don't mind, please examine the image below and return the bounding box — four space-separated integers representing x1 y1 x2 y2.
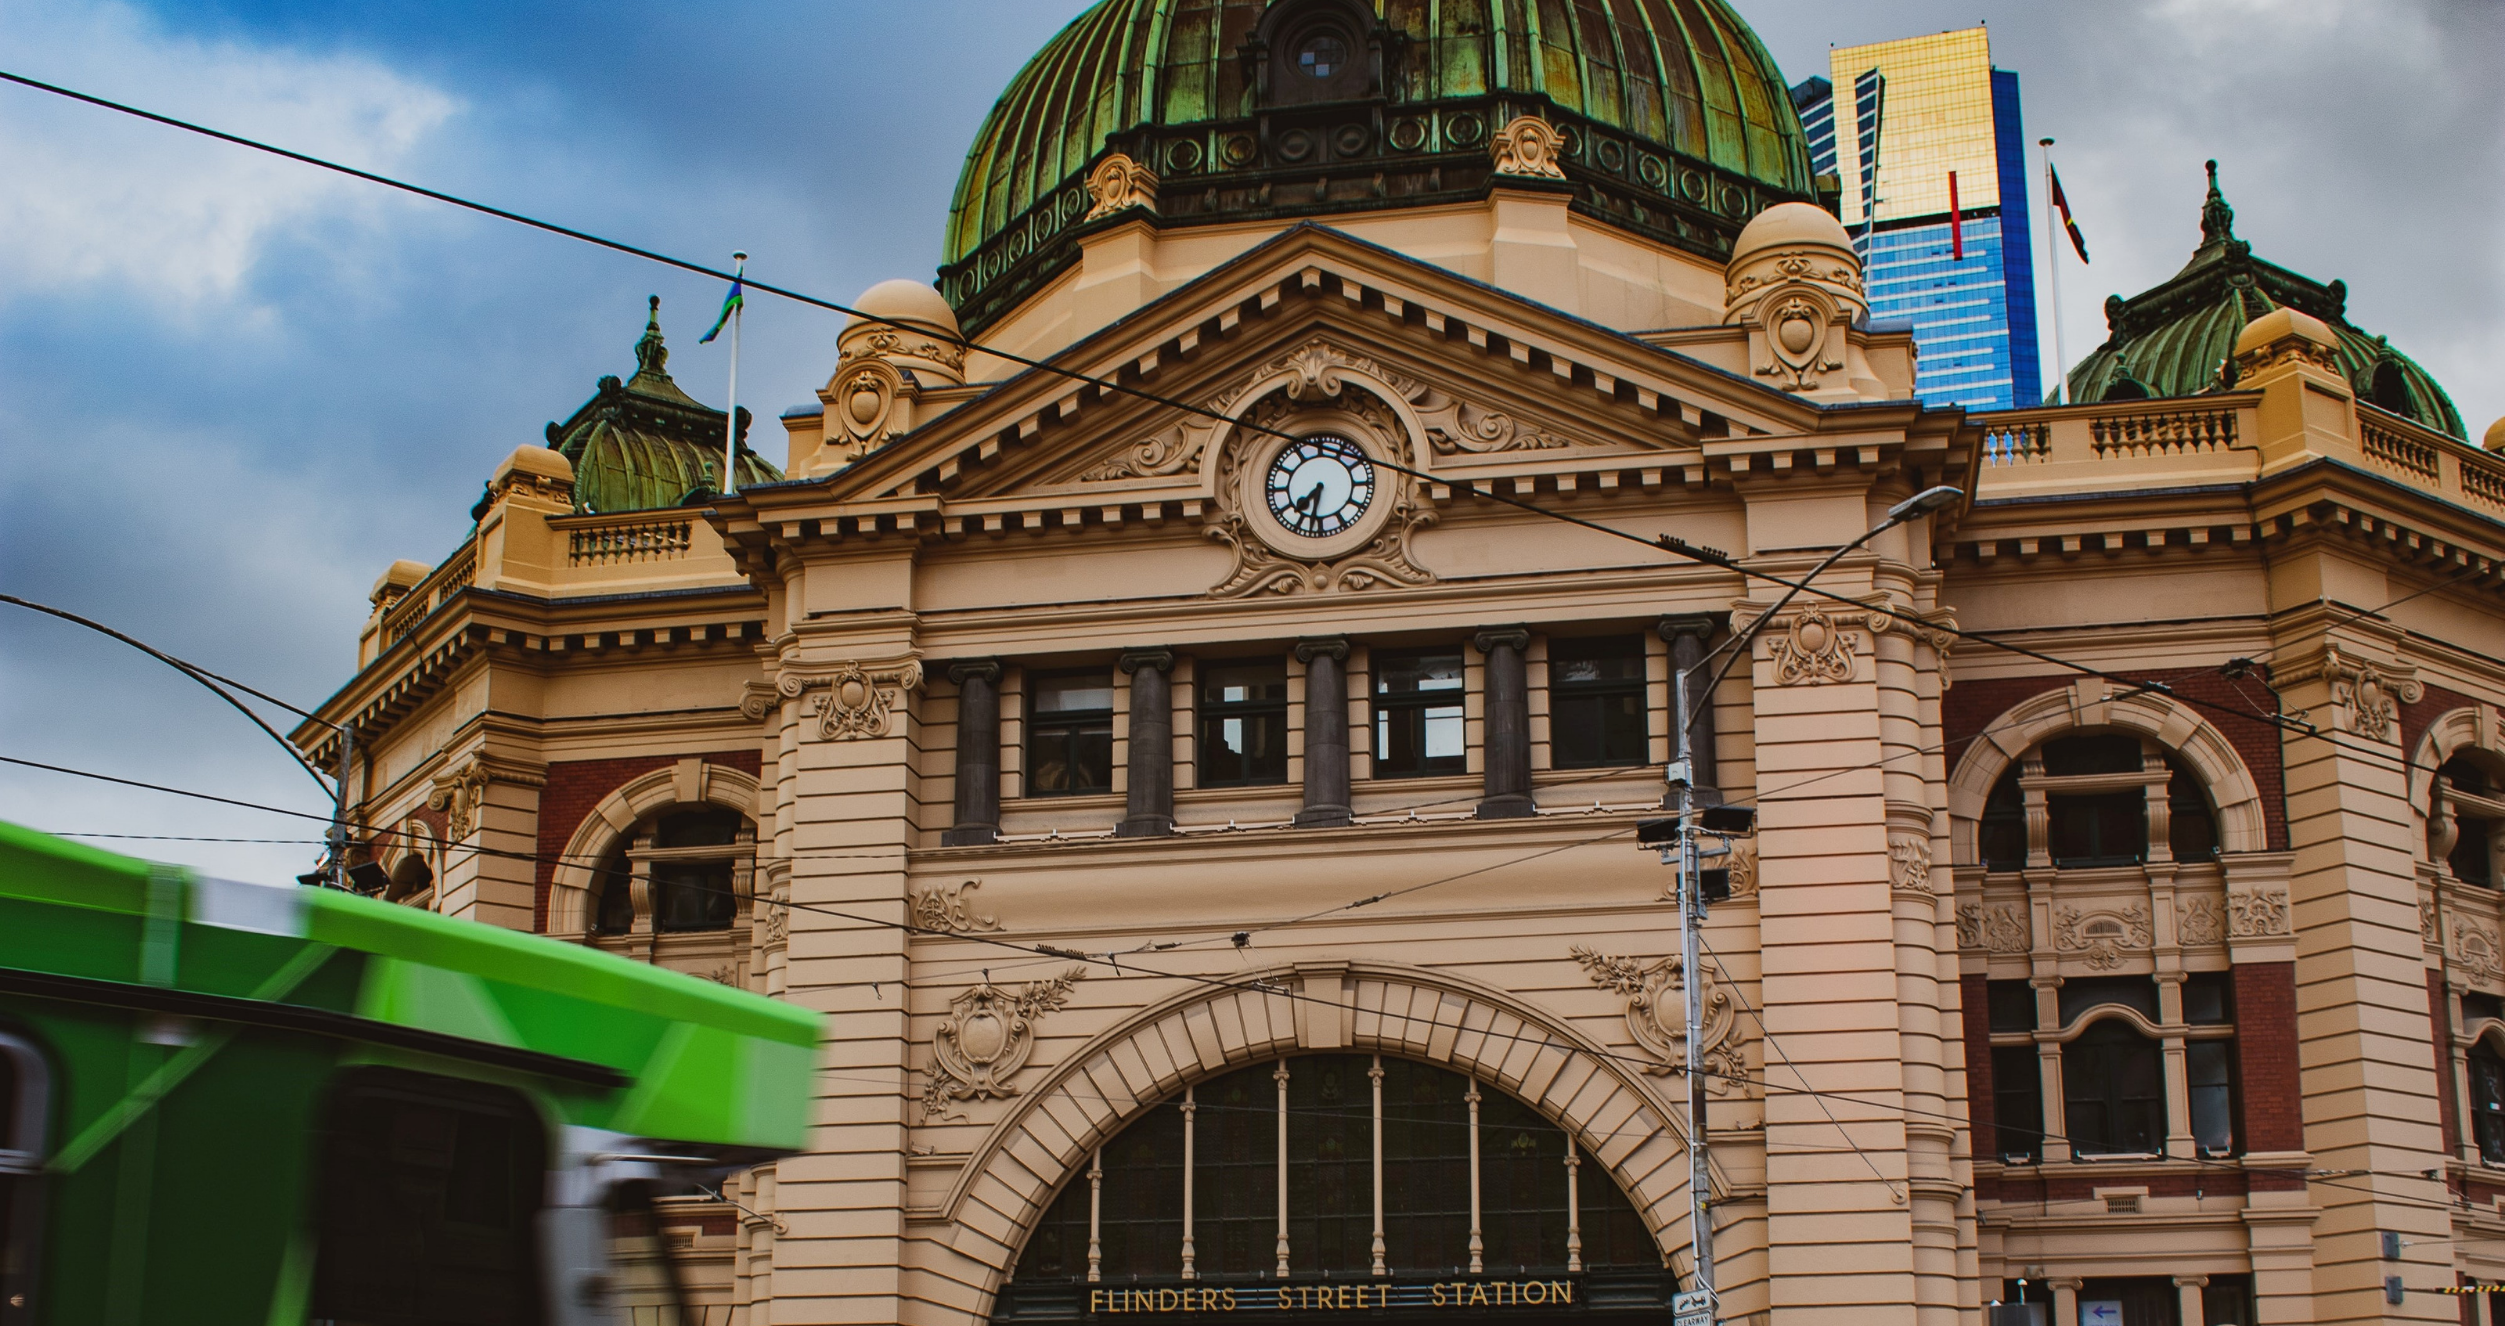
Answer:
2434 755 2504 888
1987 974 2240 1161
1029 670 1115 795
1372 651 1465 778
2473 1042 2505 1166
1199 660 1288 787
1012 1055 1659 1287
1548 636 1647 768
589 804 752 936
1974 731 2219 870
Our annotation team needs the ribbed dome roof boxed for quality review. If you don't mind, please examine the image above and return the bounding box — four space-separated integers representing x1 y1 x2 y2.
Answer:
2066 162 2462 438
541 299 782 516
941 0 1815 331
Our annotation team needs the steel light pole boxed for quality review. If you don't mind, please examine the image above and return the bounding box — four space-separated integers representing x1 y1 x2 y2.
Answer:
1660 484 1961 1319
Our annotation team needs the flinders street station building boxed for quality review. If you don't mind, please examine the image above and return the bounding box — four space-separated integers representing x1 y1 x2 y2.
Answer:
297 2 2505 1323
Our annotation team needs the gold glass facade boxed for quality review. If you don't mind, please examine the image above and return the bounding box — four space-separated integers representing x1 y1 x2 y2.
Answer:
1831 26 2000 227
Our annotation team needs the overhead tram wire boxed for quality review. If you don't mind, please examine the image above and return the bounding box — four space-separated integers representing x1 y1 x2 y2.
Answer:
8 64 2443 732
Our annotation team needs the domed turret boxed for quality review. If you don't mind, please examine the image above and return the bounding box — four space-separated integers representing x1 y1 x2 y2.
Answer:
543 297 782 514
2064 161 2462 437
942 0 1816 333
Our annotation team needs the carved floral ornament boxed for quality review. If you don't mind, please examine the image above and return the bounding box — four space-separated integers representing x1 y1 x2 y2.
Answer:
910 878 1005 934
1887 834 1934 895
1489 115 1566 180
921 966 1087 1121
2056 904 2152 971
1767 605 1856 685
772 659 926 740
2177 895 2226 947
2455 918 2504 985
1722 223 1866 393
2225 887 2291 938
1955 901 2031 954
1570 945 1744 1095
2276 645 2423 743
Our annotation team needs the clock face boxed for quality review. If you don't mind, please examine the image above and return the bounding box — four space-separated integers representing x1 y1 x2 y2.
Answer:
1266 436 1375 539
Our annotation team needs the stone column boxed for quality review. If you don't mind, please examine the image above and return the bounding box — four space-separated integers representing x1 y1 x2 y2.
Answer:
1295 638 1351 828
2174 1275 2209 1326
2049 1278 2082 1326
943 659 1002 846
1474 626 1534 820
1659 614 1721 799
1118 648 1175 838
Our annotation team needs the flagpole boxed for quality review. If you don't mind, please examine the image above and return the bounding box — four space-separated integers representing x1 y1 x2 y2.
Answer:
2039 139 2066 405
724 250 745 496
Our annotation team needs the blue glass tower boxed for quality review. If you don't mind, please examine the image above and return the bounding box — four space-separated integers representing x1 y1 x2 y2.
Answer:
1789 31 2042 412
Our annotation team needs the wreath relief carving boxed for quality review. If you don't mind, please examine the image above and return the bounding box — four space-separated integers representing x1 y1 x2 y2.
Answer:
1571 945 1744 1095
922 966 1088 1121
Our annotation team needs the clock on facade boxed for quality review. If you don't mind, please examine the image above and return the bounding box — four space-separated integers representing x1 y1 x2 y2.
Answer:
1264 434 1375 539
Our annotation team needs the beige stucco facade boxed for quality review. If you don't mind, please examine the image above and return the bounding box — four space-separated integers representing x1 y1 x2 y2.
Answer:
303 130 2505 1326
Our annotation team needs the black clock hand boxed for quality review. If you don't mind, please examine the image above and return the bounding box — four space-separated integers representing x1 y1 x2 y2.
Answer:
1299 481 1324 514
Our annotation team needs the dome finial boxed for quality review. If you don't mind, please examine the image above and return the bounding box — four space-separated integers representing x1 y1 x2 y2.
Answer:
635 295 669 379
2200 159 2235 246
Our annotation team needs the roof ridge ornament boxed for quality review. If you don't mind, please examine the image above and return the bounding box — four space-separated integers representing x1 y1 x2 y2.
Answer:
2199 158 2235 247
634 294 669 380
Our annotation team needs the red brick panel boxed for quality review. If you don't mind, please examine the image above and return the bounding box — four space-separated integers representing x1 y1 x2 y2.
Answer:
2234 961 2304 1189
1980 1168 2246 1205
532 749 763 932
2403 683 2479 770
1961 973 1996 1152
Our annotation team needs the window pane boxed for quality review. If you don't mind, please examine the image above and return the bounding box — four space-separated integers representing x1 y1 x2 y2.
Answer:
1284 1056 1371 1274
2166 764 2218 860
2183 973 2233 1025
2473 1046 2505 1165
1375 652 1463 696
1990 1045 2042 1161
653 860 736 932
1199 661 1288 787
2064 1023 2164 1154
1099 1102 1185 1279
2049 791 2146 867
1987 981 2036 1034
2188 1040 2236 1154
1477 1088 1567 1273
1379 1058 1470 1274
592 850 634 935
2041 733 2143 776
2058 977 2160 1026
1192 1064 1278 1278
1550 635 1644 684
1035 673 1114 714
1979 770 2026 870
655 807 742 848
1551 637 1647 769
1029 721 1114 795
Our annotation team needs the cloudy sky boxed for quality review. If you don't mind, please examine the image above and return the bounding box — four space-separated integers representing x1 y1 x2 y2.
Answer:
2 0 2498 883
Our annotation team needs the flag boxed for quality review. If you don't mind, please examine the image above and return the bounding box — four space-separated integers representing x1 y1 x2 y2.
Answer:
1947 170 1963 261
2048 166 2090 263
699 270 744 343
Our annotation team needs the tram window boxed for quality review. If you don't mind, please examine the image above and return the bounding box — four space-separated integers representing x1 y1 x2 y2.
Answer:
308 1069 545 1326
1 1032 51 1325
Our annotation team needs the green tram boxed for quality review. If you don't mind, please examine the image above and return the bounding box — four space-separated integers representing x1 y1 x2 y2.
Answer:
0 821 821 1325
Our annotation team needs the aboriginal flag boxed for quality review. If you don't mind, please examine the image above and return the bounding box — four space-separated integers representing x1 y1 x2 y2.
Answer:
2049 166 2090 263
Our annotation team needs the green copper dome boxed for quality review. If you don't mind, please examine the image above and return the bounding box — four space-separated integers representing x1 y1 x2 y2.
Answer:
542 298 782 516
2065 162 2462 438
942 0 1816 331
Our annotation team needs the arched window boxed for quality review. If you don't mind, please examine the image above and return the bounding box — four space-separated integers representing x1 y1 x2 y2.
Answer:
586 805 755 942
2471 1038 2505 1166
385 852 434 904
2063 1019 2165 1156
2433 755 2504 888
1974 732 2219 871
1008 1055 1660 1294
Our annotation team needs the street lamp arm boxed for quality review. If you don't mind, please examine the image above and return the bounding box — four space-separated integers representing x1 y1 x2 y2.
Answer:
1 593 336 793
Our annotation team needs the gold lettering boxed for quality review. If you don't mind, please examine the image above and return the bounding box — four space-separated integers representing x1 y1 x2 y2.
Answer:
1090 1291 1106 1315
1432 1284 1447 1307
1158 1289 1178 1313
1223 1289 1239 1311
1549 1281 1572 1305
1276 1288 1293 1311
1524 1282 1548 1305
1467 1284 1488 1308
1133 1290 1153 1313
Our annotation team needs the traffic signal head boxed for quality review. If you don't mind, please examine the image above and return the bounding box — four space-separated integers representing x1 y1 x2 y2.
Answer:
1698 805 1756 835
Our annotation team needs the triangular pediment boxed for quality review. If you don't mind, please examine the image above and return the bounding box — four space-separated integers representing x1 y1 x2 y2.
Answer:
786 224 1834 513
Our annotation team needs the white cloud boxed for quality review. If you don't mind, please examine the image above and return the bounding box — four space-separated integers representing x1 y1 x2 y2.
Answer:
0 0 459 307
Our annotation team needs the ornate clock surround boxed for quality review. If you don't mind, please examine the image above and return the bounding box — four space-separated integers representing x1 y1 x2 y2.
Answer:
1235 406 1403 560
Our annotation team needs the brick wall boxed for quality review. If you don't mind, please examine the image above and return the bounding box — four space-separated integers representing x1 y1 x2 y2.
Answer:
1942 668 2289 852
532 749 763 932
2433 970 2462 1156
1980 1168 2247 1204
1961 972 1996 1155
2403 682 2479 769
2234 961 2305 1188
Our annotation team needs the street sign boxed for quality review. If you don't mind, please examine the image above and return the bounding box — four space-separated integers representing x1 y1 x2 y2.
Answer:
1673 1288 1715 1326
2081 1301 2123 1326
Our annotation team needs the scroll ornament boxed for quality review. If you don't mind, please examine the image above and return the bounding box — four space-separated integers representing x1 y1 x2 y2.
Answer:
1958 903 2029 953
1768 606 1856 685
2454 919 2503 985
2225 887 2291 938
1888 835 1934 895
922 967 1088 1121
1571 945 1743 1095
1084 152 1160 221
784 659 926 740
2333 658 2421 742
424 754 544 842
910 879 1005 934
1490 115 1566 180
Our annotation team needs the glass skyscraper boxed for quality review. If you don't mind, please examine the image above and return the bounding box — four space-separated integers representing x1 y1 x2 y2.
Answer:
1790 28 2041 412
